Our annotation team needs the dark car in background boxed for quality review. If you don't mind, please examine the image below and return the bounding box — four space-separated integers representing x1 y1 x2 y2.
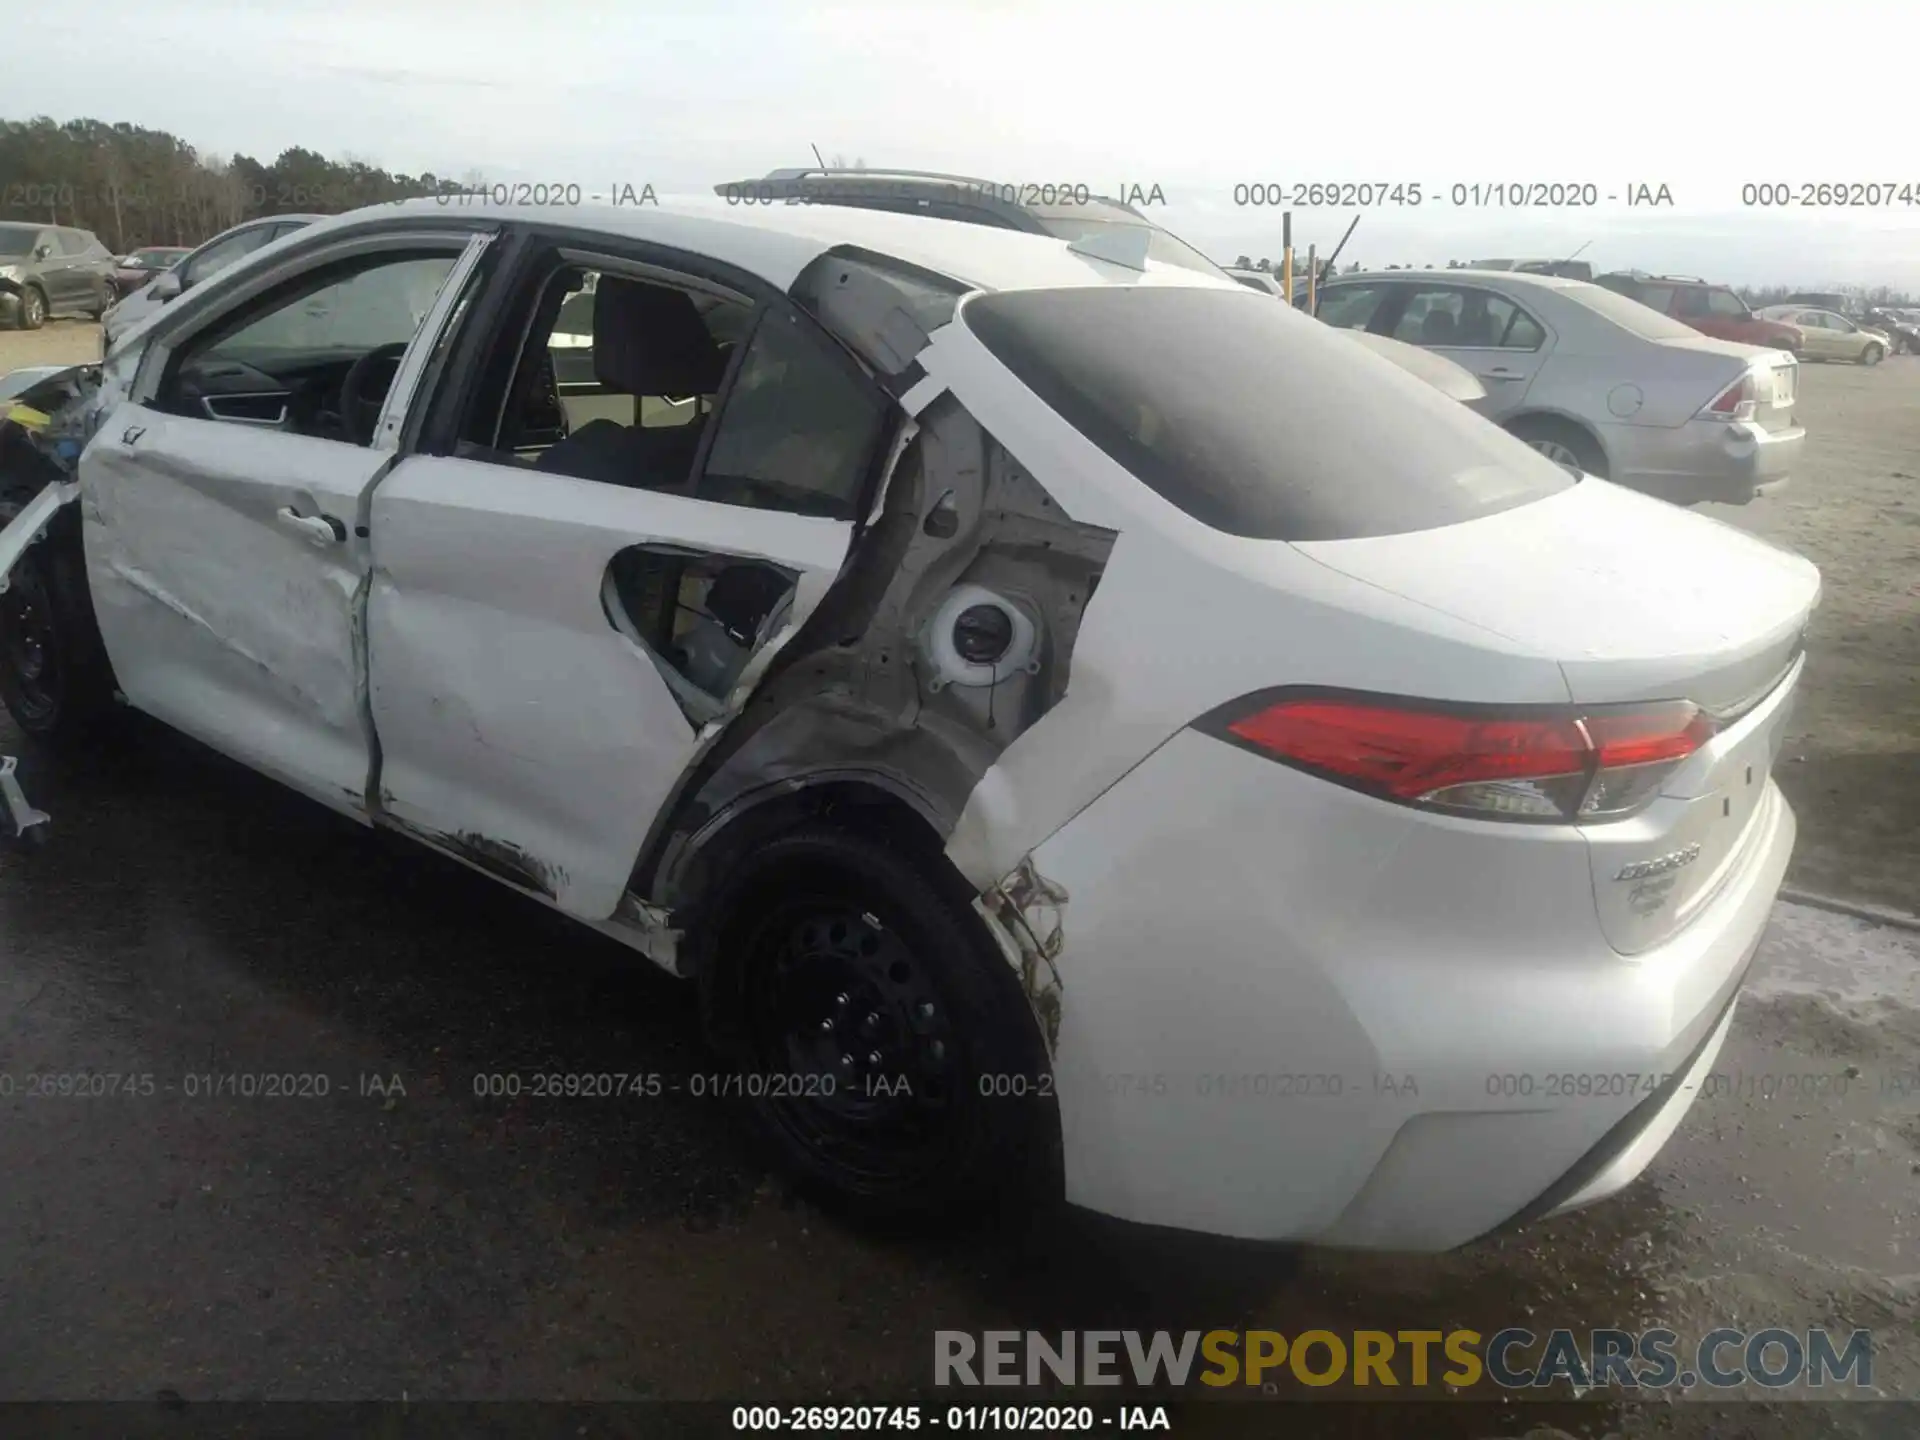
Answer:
1863 307 1920 354
110 245 191 298
1594 272 1803 354
101 213 323 353
0 223 117 330
714 167 1226 276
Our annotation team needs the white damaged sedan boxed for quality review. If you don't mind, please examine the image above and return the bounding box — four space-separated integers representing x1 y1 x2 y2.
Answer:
0 197 1817 1247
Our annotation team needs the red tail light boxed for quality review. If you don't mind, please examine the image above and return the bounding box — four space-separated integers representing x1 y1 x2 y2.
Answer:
1700 371 1756 421
1206 693 1714 822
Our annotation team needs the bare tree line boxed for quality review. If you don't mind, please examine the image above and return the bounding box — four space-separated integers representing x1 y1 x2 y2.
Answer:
1 116 450 253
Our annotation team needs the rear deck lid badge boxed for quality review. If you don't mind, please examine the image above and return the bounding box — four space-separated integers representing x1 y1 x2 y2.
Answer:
1614 843 1702 882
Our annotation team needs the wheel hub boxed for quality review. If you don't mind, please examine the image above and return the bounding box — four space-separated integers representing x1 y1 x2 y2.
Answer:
0 568 60 718
762 906 956 1132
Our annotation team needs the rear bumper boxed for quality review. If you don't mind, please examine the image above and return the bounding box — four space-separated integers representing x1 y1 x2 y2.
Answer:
1014 728 1795 1250
1604 417 1802 506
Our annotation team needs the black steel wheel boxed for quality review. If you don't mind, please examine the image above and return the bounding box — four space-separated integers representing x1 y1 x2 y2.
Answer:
0 489 119 744
0 557 61 728
698 822 1059 1222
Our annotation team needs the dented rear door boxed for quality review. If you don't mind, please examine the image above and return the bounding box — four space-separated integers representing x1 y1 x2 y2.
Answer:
362 457 852 919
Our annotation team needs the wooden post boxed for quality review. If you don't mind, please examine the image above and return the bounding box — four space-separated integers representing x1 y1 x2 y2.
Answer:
1281 211 1293 306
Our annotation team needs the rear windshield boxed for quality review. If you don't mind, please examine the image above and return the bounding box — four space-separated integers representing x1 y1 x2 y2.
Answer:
961 285 1575 542
1557 282 1701 341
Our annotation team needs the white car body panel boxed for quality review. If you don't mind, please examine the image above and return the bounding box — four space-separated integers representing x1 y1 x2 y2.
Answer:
926 313 1574 888
0 197 1821 1250
1013 713 1790 1245
365 456 851 919
0 480 78 592
76 233 488 820
1293 480 1820 709
81 407 392 817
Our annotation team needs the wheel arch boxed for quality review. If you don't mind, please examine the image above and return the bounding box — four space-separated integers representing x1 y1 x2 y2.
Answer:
661 770 973 974
1502 407 1613 475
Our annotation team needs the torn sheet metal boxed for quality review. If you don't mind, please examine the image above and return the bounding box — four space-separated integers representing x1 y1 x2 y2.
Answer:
0 364 103 476
0 482 79 597
637 390 1115 916
978 854 1069 1053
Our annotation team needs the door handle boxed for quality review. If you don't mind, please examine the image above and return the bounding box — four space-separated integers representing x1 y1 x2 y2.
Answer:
276 507 346 545
1486 369 1526 382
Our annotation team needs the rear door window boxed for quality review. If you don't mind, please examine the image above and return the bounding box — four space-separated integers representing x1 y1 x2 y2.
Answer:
1315 283 1391 330
960 285 1573 542
1388 286 1542 348
698 307 890 520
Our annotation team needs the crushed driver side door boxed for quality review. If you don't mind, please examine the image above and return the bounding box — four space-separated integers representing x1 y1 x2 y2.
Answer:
81 227 491 817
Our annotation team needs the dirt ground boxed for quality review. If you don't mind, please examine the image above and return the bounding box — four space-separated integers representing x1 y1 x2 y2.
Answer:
1697 360 1920 913
5 318 1914 911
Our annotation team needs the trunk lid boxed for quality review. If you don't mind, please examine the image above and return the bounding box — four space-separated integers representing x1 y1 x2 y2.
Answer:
1660 334 1798 429
1294 478 1819 952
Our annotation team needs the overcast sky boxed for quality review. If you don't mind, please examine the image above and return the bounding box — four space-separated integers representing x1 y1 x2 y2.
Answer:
14 0 1919 286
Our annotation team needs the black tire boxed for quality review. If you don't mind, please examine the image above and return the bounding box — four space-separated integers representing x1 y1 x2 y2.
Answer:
0 487 119 745
1506 414 1609 479
696 822 1059 1224
1860 342 1884 366
15 285 48 331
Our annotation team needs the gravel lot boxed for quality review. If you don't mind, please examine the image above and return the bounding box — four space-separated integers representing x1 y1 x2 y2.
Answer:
2 321 1916 1435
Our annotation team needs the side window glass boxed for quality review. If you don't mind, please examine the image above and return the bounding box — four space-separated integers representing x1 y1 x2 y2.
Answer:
161 251 459 444
1498 302 1546 350
34 231 56 259
1706 289 1746 316
1316 284 1388 330
699 308 887 520
181 228 269 288
1390 287 1464 345
461 264 747 487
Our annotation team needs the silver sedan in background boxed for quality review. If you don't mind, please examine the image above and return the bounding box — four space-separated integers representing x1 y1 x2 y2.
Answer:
100 214 322 355
1314 269 1802 506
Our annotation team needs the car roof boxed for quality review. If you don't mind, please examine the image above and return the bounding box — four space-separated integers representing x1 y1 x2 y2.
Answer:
339 196 1236 296
1334 268 1584 291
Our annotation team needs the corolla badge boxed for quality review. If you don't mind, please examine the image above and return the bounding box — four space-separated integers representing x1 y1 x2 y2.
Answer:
1615 843 1703 883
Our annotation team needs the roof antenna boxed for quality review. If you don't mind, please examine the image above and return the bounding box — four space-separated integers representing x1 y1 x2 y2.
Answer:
1555 238 1593 272
810 143 827 170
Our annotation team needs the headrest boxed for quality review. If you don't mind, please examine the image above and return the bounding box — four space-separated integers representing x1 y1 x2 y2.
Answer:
593 278 727 395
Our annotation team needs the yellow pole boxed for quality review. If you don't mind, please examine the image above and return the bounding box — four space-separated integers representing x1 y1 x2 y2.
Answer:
1281 211 1293 305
